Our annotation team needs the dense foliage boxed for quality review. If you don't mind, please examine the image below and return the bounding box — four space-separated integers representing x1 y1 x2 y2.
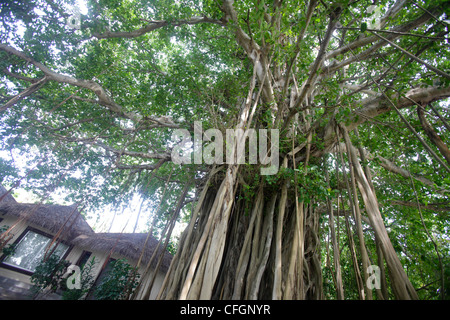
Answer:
93 258 140 300
1 0 449 300
30 253 70 298
62 256 96 300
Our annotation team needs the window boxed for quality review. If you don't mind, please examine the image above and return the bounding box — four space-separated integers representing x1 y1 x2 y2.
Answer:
94 258 116 286
2 228 69 273
87 258 116 300
76 251 92 269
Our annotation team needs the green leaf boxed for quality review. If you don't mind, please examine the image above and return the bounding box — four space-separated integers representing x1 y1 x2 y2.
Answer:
361 22 367 33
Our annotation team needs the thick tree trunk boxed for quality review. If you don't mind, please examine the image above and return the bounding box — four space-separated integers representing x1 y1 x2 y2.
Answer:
151 123 421 301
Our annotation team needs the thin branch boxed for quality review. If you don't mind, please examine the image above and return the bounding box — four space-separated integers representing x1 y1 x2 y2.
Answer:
0 44 140 121
95 141 171 160
115 160 167 171
283 5 343 131
34 117 99 131
337 27 447 40
370 31 450 80
324 7 440 62
0 76 48 112
417 105 450 165
428 103 450 132
391 200 450 214
2 68 40 82
408 172 445 300
411 0 449 29
92 16 225 39
280 0 318 99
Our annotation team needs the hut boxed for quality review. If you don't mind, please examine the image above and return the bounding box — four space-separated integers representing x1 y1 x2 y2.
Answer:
0 185 172 300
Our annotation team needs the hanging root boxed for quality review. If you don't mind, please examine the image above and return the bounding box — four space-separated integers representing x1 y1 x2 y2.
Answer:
340 124 419 300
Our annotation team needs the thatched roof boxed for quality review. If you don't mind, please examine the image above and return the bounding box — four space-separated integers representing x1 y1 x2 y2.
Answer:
72 233 173 272
0 185 17 204
0 185 173 272
0 202 94 240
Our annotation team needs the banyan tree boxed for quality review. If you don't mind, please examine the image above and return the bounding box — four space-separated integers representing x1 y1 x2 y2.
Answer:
0 0 449 300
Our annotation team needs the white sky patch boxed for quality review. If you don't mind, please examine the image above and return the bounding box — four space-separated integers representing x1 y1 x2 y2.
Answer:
87 194 188 244
76 0 89 15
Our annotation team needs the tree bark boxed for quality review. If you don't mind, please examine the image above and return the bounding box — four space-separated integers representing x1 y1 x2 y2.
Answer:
417 106 450 165
342 127 419 300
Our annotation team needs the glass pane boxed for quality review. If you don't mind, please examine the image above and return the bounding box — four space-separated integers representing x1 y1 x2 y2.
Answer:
50 241 69 260
4 231 68 272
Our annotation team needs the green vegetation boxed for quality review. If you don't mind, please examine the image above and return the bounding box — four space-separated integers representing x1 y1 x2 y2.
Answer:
1 0 449 300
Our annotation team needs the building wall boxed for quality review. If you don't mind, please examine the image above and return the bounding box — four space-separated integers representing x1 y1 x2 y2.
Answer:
133 263 166 300
81 250 167 300
0 216 85 299
0 215 30 286
0 215 167 300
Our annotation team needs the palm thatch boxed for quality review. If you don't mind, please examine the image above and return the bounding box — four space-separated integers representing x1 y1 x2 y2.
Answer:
72 233 173 272
0 202 94 240
0 185 17 204
0 185 173 272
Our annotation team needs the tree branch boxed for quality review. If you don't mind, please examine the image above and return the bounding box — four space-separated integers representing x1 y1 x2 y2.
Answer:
280 0 318 99
370 31 450 80
2 68 41 82
95 141 171 161
92 16 226 39
337 27 447 41
0 76 48 112
346 86 450 132
0 43 142 122
391 200 450 215
282 5 343 130
0 44 181 129
221 0 256 56
115 158 167 171
221 0 276 106
417 105 450 165
324 6 440 64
